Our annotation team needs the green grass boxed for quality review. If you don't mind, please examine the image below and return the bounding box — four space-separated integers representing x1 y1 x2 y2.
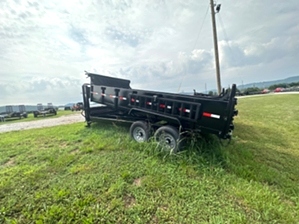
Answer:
0 110 77 125
0 94 299 223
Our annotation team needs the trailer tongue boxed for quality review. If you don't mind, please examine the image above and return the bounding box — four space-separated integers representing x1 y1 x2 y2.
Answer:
82 71 238 152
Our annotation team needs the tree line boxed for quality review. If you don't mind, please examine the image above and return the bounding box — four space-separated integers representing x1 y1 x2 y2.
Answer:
236 81 299 96
267 81 299 90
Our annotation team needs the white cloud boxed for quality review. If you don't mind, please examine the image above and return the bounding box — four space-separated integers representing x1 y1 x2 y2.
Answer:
0 0 299 105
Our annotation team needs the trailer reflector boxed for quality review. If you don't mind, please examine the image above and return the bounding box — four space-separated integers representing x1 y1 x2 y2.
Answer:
203 112 220 119
178 108 190 113
108 95 127 100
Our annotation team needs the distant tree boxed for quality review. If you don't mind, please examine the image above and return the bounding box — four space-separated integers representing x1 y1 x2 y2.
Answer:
242 87 262 95
289 82 299 87
268 83 289 90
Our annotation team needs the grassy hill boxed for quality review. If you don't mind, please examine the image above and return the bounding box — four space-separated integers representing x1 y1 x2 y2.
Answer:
0 94 299 223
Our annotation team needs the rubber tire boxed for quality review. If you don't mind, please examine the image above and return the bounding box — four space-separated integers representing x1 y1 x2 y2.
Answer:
130 121 151 143
154 125 180 153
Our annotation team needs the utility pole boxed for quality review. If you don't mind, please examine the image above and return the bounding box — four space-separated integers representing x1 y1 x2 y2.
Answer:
210 0 222 94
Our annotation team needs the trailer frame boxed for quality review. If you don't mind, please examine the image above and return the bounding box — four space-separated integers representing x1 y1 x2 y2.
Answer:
33 103 57 118
82 72 238 152
0 105 28 122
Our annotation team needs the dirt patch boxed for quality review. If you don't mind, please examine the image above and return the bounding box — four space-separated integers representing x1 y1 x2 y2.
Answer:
133 177 142 187
124 194 136 208
70 148 80 154
3 158 14 167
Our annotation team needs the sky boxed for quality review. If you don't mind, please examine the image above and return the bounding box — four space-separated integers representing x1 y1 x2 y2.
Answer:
0 0 298 105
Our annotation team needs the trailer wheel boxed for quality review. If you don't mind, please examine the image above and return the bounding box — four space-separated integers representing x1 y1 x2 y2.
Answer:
34 112 37 118
154 125 180 153
130 121 151 143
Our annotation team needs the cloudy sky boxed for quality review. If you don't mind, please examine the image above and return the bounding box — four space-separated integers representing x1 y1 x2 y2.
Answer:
1 0 298 105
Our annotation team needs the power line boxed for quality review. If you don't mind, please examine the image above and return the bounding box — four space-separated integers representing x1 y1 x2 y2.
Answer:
177 4 210 92
218 13 243 76
192 4 210 51
218 13 235 60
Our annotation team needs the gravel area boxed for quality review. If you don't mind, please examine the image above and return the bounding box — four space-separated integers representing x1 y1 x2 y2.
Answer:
0 114 85 133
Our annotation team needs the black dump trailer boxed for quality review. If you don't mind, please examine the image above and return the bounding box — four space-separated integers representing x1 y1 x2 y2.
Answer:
0 105 28 122
33 103 57 118
82 72 238 152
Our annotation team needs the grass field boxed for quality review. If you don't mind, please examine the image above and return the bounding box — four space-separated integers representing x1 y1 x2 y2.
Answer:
0 94 299 223
0 110 77 125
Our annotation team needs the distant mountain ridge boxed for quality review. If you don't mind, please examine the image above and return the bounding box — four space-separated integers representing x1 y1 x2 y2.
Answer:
239 76 299 89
